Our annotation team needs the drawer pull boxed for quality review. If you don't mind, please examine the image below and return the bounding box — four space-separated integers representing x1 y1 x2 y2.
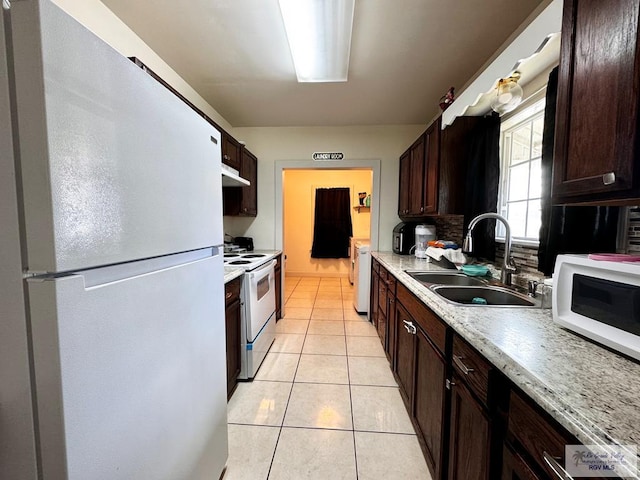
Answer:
402 319 417 335
602 172 616 185
543 451 573 480
446 379 455 390
453 355 474 375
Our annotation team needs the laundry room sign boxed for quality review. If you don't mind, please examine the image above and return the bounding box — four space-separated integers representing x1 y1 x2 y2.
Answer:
312 152 344 161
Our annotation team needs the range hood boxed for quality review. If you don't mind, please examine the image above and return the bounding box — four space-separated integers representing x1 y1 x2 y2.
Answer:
221 164 250 187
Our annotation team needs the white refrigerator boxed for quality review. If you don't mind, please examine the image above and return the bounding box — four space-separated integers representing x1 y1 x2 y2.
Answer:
0 1 228 479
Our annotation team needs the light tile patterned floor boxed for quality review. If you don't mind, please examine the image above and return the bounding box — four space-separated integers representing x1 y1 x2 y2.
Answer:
225 276 431 480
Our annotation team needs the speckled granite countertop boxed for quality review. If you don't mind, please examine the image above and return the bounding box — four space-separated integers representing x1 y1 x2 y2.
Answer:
223 267 244 284
373 251 640 477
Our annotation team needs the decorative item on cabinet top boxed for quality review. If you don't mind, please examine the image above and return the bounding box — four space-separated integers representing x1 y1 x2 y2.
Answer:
439 86 455 111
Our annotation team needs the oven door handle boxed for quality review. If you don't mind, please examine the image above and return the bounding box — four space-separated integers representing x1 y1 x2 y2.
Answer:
248 259 277 281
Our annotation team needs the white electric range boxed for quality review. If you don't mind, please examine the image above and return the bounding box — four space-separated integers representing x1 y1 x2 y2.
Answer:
224 251 279 379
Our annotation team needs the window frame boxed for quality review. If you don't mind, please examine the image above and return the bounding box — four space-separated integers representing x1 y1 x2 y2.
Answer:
496 91 547 246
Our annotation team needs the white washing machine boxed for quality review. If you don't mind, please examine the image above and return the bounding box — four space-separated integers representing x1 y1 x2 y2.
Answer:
352 241 371 314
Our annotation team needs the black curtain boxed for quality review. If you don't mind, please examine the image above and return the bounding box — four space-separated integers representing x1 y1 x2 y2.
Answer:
463 113 502 260
311 188 353 258
538 67 620 275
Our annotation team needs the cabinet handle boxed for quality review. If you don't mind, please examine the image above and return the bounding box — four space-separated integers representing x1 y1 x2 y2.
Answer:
420 206 424 212
446 378 455 390
402 319 416 335
542 452 573 480
602 172 616 185
225 292 233 299
452 355 474 375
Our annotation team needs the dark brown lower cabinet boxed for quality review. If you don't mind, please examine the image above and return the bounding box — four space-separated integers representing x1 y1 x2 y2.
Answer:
447 372 490 480
275 254 282 319
370 261 380 329
413 323 446 480
386 277 396 368
394 301 415 407
225 278 242 400
374 261 613 480
377 268 388 348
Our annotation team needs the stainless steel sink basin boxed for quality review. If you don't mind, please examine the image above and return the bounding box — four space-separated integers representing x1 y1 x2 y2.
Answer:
407 271 487 287
431 285 536 307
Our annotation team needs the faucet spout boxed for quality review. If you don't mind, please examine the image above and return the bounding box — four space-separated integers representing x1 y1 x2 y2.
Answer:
464 213 518 286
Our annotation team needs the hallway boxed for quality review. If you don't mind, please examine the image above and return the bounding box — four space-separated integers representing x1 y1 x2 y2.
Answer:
224 276 431 480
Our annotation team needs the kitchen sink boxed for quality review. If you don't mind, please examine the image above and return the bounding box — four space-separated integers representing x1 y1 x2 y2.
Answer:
431 285 536 307
407 271 487 287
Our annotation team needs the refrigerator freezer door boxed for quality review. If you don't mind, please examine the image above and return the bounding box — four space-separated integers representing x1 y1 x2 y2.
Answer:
9 0 222 273
27 253 227 480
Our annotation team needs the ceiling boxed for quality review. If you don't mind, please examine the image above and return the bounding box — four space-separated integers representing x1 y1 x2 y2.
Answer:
100 0 548 127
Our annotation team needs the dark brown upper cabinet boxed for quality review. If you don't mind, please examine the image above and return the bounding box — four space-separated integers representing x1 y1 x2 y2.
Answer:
439 116 482 214
222 133 242 171
398 117 441 217
223 147 257 217
399 115 485 218
553 0 640 204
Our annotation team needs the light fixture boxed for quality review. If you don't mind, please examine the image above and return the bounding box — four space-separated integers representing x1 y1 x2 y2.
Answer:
278 0 355 82
490 72 523 114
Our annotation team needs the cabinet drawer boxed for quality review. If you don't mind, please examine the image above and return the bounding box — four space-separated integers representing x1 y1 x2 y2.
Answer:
396 283 447 354
508 390 571 478
225 277 241 306
452 335 491 407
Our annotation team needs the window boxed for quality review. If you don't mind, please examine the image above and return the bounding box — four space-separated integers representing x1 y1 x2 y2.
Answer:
496 96 546 244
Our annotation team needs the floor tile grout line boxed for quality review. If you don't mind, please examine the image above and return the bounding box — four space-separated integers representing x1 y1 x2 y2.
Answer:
264 330 305 480
344 329 360 480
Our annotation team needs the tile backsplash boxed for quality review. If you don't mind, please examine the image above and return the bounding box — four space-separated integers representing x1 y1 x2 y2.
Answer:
431 207 636 285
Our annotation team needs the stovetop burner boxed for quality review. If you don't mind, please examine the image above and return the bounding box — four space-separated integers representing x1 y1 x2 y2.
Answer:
229 260 252 265
224 253 240 258
242 254 266 258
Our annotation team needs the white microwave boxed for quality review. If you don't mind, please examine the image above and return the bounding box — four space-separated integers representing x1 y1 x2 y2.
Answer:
553 254 640 362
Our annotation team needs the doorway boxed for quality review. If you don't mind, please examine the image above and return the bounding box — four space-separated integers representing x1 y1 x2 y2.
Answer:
274 159 381 302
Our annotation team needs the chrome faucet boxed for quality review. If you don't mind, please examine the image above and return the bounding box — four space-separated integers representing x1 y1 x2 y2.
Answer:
462 213 518 286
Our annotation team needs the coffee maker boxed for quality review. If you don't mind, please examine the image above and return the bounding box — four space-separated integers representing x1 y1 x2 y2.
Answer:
392 222 417 255
414 224 437 259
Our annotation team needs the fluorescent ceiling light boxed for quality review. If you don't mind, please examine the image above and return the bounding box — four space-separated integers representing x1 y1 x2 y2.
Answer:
278 0 355 82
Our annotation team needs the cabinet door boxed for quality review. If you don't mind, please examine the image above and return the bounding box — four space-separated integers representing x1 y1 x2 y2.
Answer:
394 302 415 408
370 269 379 328
225 297 241 399
275 254 282 319
386 280 397 367
413 324 446 480
447 373 490 480
409 135 426 215
222 133 241 170
398 149 411 216
376 268 387 347
553 0 640 202
240 149 257 216
423 118 441 214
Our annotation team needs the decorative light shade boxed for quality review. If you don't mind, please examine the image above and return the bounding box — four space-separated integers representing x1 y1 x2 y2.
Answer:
278 0 355 82
490 73 523 114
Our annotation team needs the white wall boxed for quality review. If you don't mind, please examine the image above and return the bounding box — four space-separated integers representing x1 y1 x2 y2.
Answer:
224 125 425 252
